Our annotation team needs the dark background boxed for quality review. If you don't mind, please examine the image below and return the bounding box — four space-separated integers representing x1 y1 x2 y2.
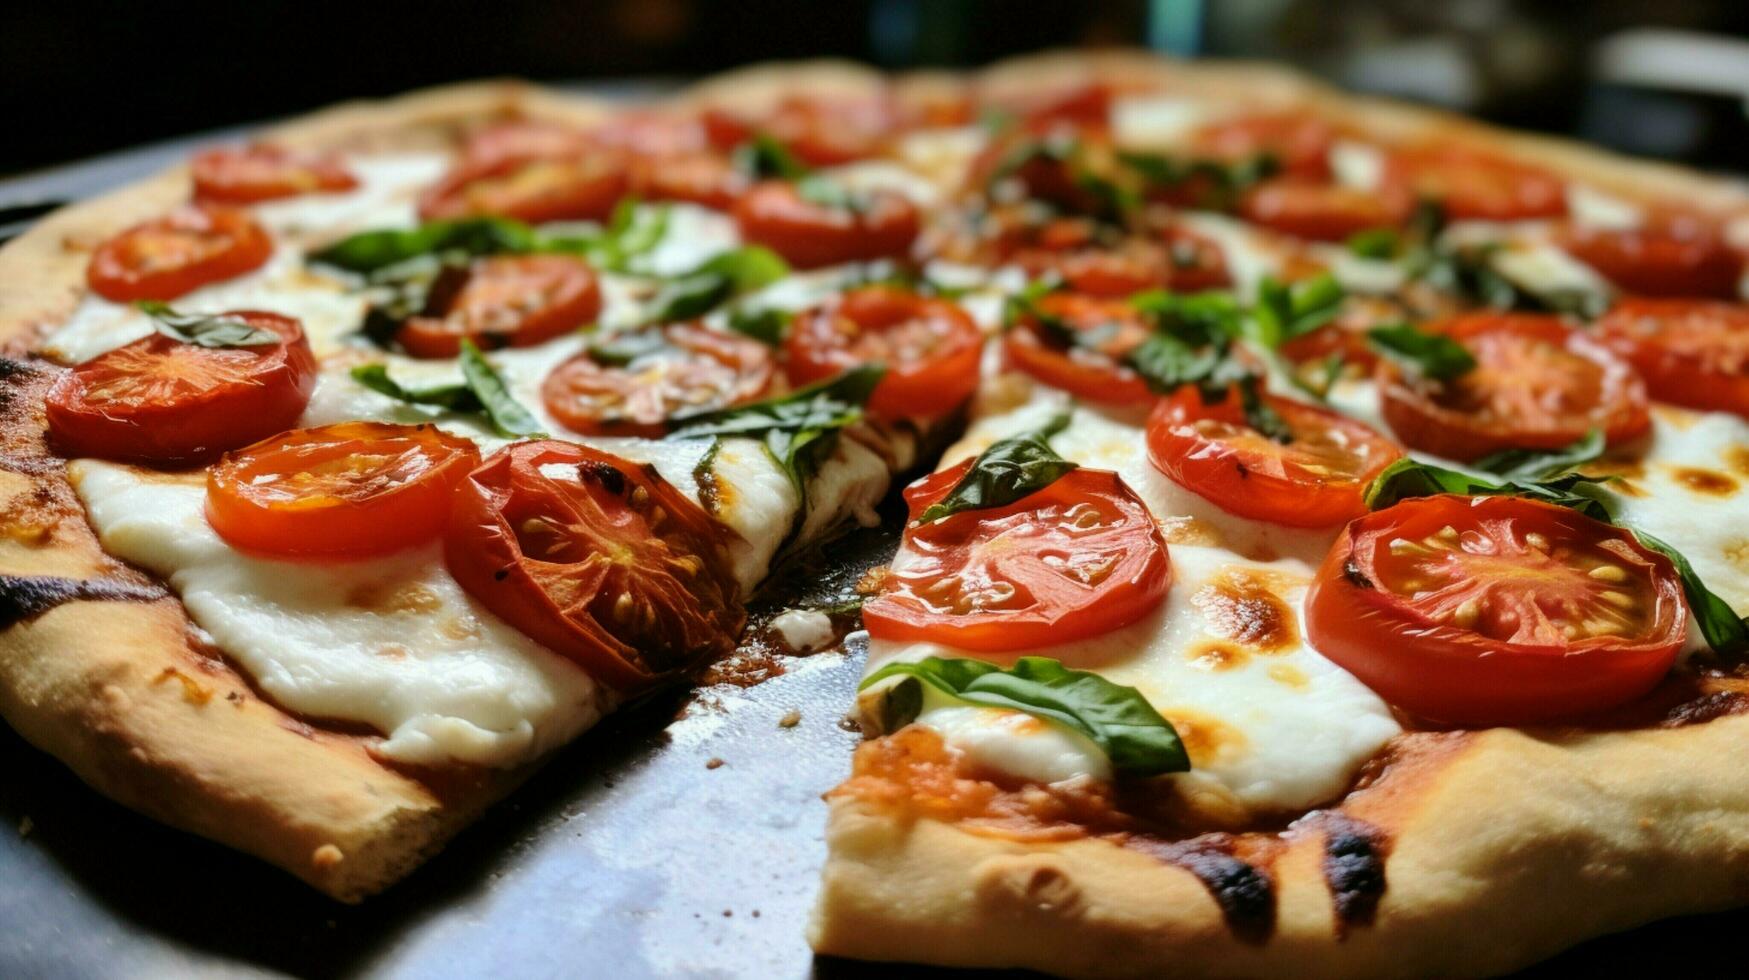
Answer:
5 0 1749 178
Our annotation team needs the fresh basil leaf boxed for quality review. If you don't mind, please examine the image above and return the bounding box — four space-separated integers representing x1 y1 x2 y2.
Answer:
1124 331 1228 394
1473 430 1605 480
726 307 792 346
1367 322 1476 381
860 655 1189 778
1346 228 1401 259
458 340 544 437
350 341 543 437
645 247 790 324
1001 276 1068 337
586 327 670 367
795 177 864 213
1236 375 1293 443
541 198 671 272
1634 530 1749 656
353 255 471 349
916 414 1077 525
1407 240 1607 318
733 134 809 181
668 364 884 492
1250 274 1344 349
134 302 280 348
987 135 1137 221
1362 456 1617 522
349 364 482 412
1116 150 1278 211
310 218 538 273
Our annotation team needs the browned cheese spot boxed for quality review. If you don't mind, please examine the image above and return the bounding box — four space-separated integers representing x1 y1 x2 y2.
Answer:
1668 465 1738 497
1191 569 1299 651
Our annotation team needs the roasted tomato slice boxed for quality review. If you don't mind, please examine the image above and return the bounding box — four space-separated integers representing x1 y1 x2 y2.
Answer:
1558 218 1742 299
628 152 748 211
1011 223 1230 297
87 205 272 302
785 286 982 419
1002 293 1155 406
456 120 593 173
445 441 744 691
1307 494 1686 725
1595 299 1749 417
1146 386 1403 527
543 322 775 437
1384 145 1567 222
418 153 628 224
863 460 1171 652
1377 313 1650 461
1192 113 1335 180
206 422 480 557
733 181 920 270
1239 178 1412 242
45 311 316 464
398 254 601 359
190 144 359 203
590 111 710 158
703 95 895 167
981 81 1114 130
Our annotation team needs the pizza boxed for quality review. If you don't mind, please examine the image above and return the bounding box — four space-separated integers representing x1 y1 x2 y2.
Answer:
3 50 1749 974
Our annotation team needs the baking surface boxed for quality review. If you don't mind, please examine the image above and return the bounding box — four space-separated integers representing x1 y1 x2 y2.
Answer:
1 84 1745 980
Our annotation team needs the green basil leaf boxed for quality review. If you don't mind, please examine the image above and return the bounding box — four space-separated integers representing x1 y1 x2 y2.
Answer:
726 307 792 346
1346 228 1401 259
1472 430 1605 480
458 339 544 437
1125 331 1228 394
1633 530 1749 656
310 218 538 273
668 364 884 492
1362 456 1617 522
1250 274 1344 349
916 413 1077 524
1116 150 1278 211
541 198 671 272
1236 375 1293 444
645 246 790 324
586 327 670 367
1367 322 1476 381
134 302 281 348
349 364 482 412
795 177 865 213
732 134 809 181
859 656 1190 778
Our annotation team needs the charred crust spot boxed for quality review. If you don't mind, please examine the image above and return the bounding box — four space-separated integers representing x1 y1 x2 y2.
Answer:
1662 690 1749 728
0 357 39 381
1132 835 1276 943
1318 813 1390 936
0 574 167 630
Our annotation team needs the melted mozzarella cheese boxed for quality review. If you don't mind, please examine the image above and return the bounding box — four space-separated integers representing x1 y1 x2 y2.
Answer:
1111 95 1207 148
68 461 607 768
1566 184 1642 230
1329 139 1385 191
867 544 1401 811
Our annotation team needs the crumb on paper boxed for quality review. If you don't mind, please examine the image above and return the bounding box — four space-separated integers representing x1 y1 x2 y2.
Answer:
705 757 725 770
778 709 802 729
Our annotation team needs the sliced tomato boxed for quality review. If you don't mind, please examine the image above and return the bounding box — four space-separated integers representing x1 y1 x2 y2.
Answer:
205 422 479 557
1239 178 1412 242
418 153 628 224
191 144 359 203
981 81 1113 131
45 311 316 464
1377 313 1650 461
733 181 919 270
702 95 895 166
1595 299 1749 417
588 111 708 158
1558 218 1742 298
455 120 593 174
1384 145 1567 222
1307 494 1686 724
1002 293 1155 406
785 287 982 419
445 441 744 691
543 322 774 437
1192 113 1335 180
628 152 748 211
86 205 272 302
1146 386 1403 528
398 254 601 359
864 460 1170 652
1011 223 1230 297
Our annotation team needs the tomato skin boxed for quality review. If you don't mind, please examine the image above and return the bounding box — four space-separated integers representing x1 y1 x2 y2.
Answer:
785 287 982 419
1559 220 1742 298
1384 145 1567 222
205 422 479 558
456 120 593 174
863 460 1171 653
1376 313 1651 462
628 152 747 211
86 205 272 302
733 181 919 270
1595 299 1749 417
1146 386 1403 528
417 153 628 224
543 322 775 437
45 311 316 465
397 254 602 359
1011 224 1230 297
1001 293 1155 406
703 96 895 166
1306 494 1686 725
1193 113 1335 180
1239 178 1412 242
444 441 743 691
190 144 359 203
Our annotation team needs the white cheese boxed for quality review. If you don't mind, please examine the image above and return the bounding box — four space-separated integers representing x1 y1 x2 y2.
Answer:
1328 139 1385 191
770 608 837 653
1566 184 1643 230
68 460 607 768
1111 95 1207 149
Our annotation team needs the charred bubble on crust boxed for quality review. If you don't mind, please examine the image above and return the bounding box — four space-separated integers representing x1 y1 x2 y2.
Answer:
0 574 167 630
1130 833 1276 943
1316 812 1391 936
